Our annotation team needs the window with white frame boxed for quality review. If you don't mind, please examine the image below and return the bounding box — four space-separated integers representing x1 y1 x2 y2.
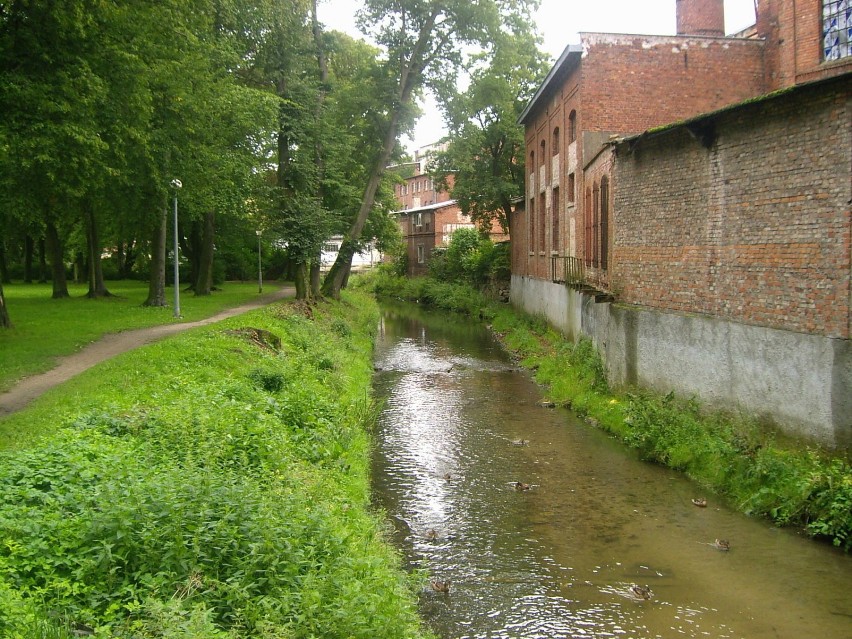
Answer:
823 1 851 61
417 244 425 263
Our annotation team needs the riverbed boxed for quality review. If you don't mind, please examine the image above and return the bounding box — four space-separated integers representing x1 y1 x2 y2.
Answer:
370 303 852 639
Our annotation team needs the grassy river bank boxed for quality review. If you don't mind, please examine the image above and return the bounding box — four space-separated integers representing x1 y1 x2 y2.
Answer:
367 271 852 553
0 291 429 638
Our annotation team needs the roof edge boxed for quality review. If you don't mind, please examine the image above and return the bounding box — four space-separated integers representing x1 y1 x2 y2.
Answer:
518 44 583 126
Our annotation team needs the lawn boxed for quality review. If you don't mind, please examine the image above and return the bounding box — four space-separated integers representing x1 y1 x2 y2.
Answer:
0 280 283 392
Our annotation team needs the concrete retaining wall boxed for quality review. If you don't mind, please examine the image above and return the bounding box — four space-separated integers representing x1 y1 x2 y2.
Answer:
511 275 851 448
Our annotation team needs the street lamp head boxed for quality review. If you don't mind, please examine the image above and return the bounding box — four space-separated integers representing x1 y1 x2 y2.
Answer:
256 229 262 236
170 178 183 190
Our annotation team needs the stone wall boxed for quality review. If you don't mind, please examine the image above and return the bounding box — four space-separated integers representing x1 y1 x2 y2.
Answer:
510 275 852 448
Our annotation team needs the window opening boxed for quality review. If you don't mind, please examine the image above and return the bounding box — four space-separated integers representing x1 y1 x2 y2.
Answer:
823 1 851 61
552 187 560 253
600 176 610 270
568 110 577 143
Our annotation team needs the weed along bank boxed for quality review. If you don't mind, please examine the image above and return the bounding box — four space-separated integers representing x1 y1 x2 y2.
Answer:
0 293 428 638
511 0 851 447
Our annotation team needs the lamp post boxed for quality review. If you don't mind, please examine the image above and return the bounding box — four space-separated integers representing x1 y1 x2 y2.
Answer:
256 229 263 294
170 179 182 318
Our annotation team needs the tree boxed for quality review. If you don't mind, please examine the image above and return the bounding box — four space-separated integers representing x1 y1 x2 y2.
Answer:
0 280 10 328
321 0 540 299
433 30 549 235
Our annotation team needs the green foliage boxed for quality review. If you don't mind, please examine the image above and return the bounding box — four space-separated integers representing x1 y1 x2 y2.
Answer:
0 293 429 637
427 228 508 289
370 271 493 320
432 26 550 234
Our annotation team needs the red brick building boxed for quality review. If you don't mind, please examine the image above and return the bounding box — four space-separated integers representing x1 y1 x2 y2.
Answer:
394 164 509 276
512 0 851 446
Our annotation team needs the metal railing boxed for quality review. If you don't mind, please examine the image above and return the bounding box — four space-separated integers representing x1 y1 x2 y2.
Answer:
551 255 584 286
551 255 612 298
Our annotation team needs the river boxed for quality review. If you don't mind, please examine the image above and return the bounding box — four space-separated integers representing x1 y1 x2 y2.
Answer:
370 303 852 639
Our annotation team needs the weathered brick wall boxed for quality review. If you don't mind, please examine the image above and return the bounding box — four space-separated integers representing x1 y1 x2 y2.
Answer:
676 0 725 36
758 0 852 89
580 34 766 135
613 78 851 338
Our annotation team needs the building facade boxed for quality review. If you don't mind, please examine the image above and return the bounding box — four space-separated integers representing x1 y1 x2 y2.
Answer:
394 160 509 276
512 0 852 446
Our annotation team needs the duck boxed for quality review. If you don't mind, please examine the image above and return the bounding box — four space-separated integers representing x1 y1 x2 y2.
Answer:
425 528 438 541
431 579 451 593
691 497 707 507
511 438 529 446
630 584 653 600
443 472 452 481
514 481 531 491
712 538 730 551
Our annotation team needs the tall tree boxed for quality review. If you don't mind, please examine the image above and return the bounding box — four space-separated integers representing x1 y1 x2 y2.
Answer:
0 280 10 328
433 31 548 234
321 0 539 298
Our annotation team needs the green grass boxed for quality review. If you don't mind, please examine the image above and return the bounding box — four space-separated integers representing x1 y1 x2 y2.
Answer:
367 273 852 552
0 281 283 392
0 291 430 638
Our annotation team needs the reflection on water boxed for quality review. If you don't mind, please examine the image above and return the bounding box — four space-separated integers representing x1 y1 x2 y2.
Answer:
371 304 852 639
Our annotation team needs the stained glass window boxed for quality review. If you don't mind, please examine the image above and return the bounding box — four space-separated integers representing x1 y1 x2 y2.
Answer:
823 0 851 61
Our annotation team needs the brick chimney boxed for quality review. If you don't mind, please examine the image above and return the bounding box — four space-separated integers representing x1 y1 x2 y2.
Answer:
676 0 725 37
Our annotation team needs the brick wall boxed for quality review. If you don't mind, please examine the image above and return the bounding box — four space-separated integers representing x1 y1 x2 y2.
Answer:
580 34 766 135
758 0 852 90
613 78 851 338
676 0 725 36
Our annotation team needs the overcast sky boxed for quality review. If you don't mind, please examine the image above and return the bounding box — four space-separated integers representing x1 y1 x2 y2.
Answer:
317 0 759 151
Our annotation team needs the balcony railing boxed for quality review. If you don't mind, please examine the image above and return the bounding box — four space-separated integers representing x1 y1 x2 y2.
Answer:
551 255 613 301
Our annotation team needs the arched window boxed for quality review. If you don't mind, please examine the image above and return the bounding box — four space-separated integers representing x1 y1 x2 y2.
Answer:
552 127 560 156
592 182 600 268
568 110 577 143
552 187 560 253
600 176 610 270
584 187 592 267
529 151 535 255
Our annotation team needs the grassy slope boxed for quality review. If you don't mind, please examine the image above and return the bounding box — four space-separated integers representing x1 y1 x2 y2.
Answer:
365 271 852 552
0 281 281 392
0 291 429 639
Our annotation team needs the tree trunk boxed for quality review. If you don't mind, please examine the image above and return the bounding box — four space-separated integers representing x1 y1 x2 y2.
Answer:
185 219 201 293
143 204 168 307
37 237 48 283
0 281 11 328
84 199 112 298
321 87 412 299
46 221 69 299
321 11 436 299
194 211 215 296
122 240 137 279
310 257 321 299
294 261 308 300
0 239 9 284
23 235 34 283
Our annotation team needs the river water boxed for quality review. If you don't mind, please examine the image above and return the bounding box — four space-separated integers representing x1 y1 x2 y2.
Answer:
370 304 852 639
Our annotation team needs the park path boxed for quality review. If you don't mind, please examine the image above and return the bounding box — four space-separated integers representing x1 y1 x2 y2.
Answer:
0 286 295 418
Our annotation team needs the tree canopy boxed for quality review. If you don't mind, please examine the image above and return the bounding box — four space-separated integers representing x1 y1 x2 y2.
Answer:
432 27 549 234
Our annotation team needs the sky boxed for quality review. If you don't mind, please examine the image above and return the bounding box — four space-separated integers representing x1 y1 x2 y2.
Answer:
317 0 759 152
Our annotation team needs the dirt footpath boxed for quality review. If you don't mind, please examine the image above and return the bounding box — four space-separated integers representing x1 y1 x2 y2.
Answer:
0 286 295 418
